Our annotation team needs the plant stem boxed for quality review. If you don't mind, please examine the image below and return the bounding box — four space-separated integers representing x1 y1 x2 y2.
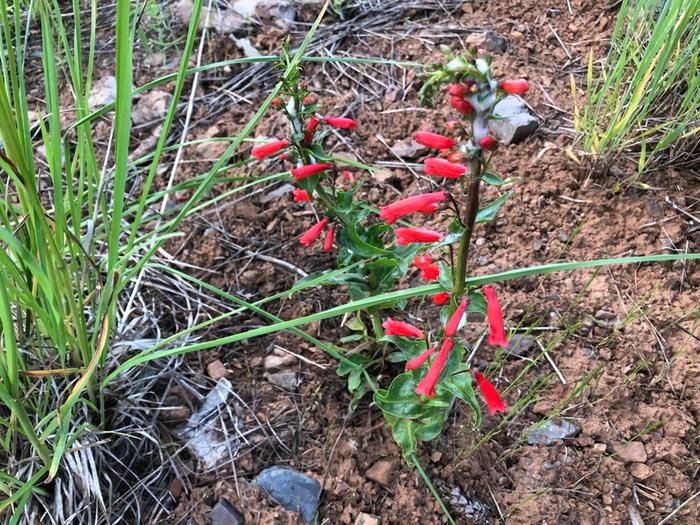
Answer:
370 309 384 339
411 454 456 525
453 154 482 299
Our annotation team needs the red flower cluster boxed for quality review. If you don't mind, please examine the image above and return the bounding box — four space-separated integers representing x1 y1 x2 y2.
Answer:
448 81 475 115
413 254 440 280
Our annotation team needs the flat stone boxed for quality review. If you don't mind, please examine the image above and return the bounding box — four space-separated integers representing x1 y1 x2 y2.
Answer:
526 419 580 445
489 96 538 144
264 354 297 370
209 499 244 525
354 512 380 525
264 371 298 390
616 441 647 463
365 459 394 487
505 334 536 356
630 463 653 480
256 466 321 524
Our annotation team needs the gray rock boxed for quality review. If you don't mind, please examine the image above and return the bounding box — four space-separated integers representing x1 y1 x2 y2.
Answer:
488 96 538 144
264 371 298 390
505 334 535 356
176 379 239 468
448 485 490 523
88 76 117 110
466 30 508 54
526 419 580 445
132 90 171 125
256 466 321 524
390 140 427 160
209 499 244 525
260 183 295 203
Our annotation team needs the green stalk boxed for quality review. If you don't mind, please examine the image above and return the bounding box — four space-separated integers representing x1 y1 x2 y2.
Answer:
453 155 482 299
411 454 456 525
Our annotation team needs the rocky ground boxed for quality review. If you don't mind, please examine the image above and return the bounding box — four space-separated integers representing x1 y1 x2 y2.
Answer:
64 0 699 523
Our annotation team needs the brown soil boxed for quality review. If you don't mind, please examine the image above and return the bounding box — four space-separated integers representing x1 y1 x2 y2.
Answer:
94 1 698 524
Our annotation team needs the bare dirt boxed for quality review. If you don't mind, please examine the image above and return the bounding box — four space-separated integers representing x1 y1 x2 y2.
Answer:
95 1 698 524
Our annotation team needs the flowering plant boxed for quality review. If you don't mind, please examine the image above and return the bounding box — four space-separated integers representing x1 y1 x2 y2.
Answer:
253 47 528 518
372 47 528 464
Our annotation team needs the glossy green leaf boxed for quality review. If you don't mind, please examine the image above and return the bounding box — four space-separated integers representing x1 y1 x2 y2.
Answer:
475 191 512 223
440 364 482 427
482 171 514 186
374 373 425 419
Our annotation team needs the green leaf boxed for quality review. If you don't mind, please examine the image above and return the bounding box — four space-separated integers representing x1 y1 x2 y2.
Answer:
340 334 365 343
437 261 453 290
481 171 514 186
383 336 429 360
345 314 366 332
384 415 418 461
348 369 362 391
467 291 487 316
349 383 370 413
440 365 482 427
374 373 425 419
476 191 512 223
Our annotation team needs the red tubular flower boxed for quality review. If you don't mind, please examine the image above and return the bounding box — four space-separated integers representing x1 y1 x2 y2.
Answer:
474 371 507 415
342 170 354 182
413 255 432 269
271 97 282 107
292 188 311 202
444 298 468 337
418 202 440 214
432 292 449 305
299 217 329 247
382 318 424 338
483 285 508 347
447 83 468 97
421 264 440 281
324 116 357 129
451 96 474 115
479 135 498 150
251 140 290 161
304 116 320 144
500 79 529 95
405 344 437 371
292 162 332 181
395 227 444 245
379 191 448 224
414 131 456 150
323 227 335 253
424 157 467 179
415 339 454 398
